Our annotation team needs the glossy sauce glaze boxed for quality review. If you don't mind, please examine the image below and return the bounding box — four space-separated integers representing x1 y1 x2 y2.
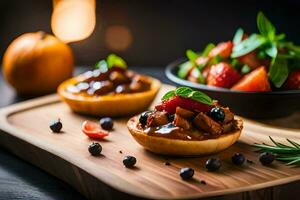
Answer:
137 120 239 141
66 67 151 96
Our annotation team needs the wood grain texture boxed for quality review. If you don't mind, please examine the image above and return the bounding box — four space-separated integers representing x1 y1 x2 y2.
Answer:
0 84 300 200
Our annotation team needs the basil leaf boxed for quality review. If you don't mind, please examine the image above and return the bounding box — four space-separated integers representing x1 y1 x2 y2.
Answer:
233 28 244 45
186 49 198 62
161 90 175 101
241 64 251 74
202 43 215 57
257 11 276 40
275 33 285 41
175 87 194 98
162 87 213 105
188 91 213 105
177 61 194 79
231 34 266 58
269 56 289 88
107 54 127 69
265 43 278 58
95 60 109 72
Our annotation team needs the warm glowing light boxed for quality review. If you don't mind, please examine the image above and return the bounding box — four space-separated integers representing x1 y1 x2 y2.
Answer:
51 0 96 43
105 25 133 51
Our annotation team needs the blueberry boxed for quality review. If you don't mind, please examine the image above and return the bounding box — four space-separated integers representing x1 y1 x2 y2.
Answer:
232 153 245 165
123 156 136 168
49 119 62 133
139 111 152 127
209 107 225 122
179 167 194 180
88 142 102 156
205 158 221 171
259 152 275 165
100 117 113 130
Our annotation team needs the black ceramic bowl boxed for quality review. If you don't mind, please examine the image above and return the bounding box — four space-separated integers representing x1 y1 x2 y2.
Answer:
165 58 300 119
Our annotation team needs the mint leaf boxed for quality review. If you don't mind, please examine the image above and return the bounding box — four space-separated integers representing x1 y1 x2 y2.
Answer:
162 87 213 105
175 87 194 98
265 43 278 58
231 34 266 58
161 90 175 101
257 11 276 41
186 49 198 62
233 28 244 45
269 56 289 88
95 60 109 72
189 91 213 105
202 43 215 57
107 54 127 69
177 61 193 79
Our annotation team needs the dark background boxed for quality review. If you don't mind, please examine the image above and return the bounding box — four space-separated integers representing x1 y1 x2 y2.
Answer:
0 0 299 68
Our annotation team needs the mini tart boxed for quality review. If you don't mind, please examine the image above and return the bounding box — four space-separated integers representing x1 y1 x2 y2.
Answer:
58 74 161 117
127 116 243 156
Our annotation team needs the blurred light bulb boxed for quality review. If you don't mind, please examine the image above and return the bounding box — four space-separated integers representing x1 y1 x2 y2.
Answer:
51 0 96 43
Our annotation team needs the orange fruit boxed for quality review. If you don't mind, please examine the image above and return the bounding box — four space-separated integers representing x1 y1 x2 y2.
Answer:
2 31 74 95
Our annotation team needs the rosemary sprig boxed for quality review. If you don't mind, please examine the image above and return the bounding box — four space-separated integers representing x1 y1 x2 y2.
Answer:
253 136 300 165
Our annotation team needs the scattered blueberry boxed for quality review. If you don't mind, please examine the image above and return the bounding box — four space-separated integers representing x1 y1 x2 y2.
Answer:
259 152 275 165
232 153 245 165
49 119 62 133
209 107 225 122
179 167 194 180
100 117 113 130
205 158 221 171
123 156 136 168
88 142 102 156
139 111 152 127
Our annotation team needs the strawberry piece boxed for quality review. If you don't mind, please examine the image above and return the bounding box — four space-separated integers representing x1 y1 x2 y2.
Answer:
237 51 270 70
206 62 241 88
284 70 300 89
208 41 233 58
82 121 109 139
231 66 271 92
160 96 213 114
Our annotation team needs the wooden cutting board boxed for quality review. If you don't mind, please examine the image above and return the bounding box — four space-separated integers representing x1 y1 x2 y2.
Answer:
0 84 300 200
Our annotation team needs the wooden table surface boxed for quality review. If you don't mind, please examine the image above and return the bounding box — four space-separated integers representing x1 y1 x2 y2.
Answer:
0 66 300 200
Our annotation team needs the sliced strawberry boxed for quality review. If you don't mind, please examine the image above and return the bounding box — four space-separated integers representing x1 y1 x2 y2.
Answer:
82 121 109 139
160 96 212 114
208 41 233 58
195 56 209 66
187 67 200 83
206 62 241 88
237 51 271 70
284 70 300 89
231 66 271 92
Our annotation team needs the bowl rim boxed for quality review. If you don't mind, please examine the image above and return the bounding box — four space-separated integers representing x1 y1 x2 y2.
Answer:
165 58 300 95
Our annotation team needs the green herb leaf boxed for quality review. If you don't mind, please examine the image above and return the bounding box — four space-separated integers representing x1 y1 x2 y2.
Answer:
177 61 194 79
241 64 251 74
175 87 194 98
202 43 215 57
107 54 127 69
161 87 213 105
161 90 175 101
233 28 244 45
269 55 289 88
265 43 278 58
95 60 109 72
186 49 198 62
188 91 213 105
257 11 276 40
231 34 266 58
